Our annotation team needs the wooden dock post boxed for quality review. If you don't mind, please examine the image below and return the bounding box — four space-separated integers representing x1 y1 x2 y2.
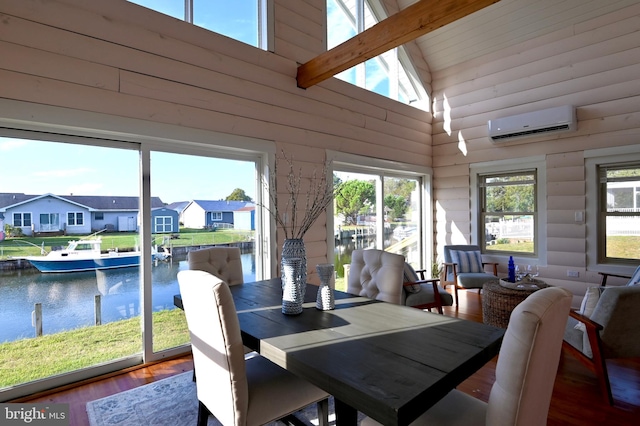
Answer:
32 303 42 337
95 294 102 326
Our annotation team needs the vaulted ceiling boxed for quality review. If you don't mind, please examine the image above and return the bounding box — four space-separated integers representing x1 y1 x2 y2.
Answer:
299 0 639 88
398 0 639 73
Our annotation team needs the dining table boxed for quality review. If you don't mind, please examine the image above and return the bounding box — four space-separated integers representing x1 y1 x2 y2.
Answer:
174 278 505 426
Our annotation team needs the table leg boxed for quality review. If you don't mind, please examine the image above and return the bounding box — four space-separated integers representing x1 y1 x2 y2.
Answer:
335 398 358 426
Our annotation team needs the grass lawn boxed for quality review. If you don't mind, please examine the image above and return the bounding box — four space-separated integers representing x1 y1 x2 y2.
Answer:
0 309 189 388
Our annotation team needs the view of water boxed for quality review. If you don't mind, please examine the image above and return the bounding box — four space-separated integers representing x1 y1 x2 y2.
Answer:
0 254 256 343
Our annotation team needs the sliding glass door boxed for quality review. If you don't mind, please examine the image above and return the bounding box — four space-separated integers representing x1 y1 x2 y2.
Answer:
332 155 431 290
0 133 267 397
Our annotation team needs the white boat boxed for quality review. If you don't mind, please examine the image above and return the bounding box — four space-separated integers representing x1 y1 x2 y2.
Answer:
25 238 170 273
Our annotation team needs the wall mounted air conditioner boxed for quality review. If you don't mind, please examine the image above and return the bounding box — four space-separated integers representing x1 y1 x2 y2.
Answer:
487 105 576 143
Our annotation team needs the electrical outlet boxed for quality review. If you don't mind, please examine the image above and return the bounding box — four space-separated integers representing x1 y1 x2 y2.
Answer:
567 270 579 278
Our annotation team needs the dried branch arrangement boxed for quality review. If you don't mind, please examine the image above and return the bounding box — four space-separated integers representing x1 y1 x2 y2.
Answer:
264 151 341 240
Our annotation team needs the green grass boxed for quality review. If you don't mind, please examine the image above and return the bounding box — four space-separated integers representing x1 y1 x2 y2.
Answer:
0 229 254 259
0 309 189 388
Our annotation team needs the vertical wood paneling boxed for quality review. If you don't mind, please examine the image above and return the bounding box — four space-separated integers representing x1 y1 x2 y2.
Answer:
431 4 640 290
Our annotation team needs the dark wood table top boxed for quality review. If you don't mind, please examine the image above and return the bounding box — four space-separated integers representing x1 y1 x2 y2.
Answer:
175 278 504 426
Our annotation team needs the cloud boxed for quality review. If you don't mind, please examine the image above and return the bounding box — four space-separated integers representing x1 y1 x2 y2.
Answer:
0 138 28 151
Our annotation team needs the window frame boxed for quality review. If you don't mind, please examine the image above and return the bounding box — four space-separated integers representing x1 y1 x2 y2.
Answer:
13 212 32 228
328 150 433 271
326 0 429 110
67 212 84 227
586 148 640 268
471 156 547 266
0 99 275 401
479 169 538 256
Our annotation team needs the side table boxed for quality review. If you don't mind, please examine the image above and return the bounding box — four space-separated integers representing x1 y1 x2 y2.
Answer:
482 279 549 328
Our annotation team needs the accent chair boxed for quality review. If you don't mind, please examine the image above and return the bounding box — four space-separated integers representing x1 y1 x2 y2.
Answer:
442 244 499 305
563 265 640 405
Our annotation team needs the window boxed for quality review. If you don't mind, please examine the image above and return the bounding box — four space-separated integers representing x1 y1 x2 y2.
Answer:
68 212 84 226
95 212 104 220
479 170 537 255
129 0 268 49
327 0 428 109
598 162 640 263
0 133 264 399
13 212 31 227
154 216 173 233
211 212 222 221
331 152 431 290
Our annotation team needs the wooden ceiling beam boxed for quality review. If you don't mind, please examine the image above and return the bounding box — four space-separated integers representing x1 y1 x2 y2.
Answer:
296 0 500 89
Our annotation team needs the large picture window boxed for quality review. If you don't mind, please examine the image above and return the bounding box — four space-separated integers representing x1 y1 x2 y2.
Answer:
479 170 537 255
598 162 640 263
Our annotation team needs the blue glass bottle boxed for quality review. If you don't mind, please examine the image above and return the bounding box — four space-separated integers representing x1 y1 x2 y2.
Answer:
508 256 516 283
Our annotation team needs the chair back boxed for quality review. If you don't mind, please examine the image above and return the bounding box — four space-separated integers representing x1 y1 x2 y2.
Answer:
346 249 405 304
486 286 572 426
591 285 640 358
177 270 249 426
188 246 244 285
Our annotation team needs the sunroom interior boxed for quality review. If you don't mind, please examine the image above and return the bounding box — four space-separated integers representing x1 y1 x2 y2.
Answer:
1 0 639 422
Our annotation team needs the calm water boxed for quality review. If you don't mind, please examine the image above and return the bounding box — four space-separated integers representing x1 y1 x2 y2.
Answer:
0 254 256 343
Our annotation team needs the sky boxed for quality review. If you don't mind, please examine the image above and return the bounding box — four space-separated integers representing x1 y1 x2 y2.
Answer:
0 137 256 204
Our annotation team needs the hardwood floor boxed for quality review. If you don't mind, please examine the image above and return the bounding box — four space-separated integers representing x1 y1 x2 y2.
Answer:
14 289 640 425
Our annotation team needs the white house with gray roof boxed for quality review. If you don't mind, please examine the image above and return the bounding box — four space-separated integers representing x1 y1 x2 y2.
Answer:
181 200 255 230
0 193 170 236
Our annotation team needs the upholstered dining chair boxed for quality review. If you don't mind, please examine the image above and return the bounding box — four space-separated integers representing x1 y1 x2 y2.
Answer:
177 270 329 426
442 245 499 306
187 246 244 285
563 265 640 405
361 286 573 426
346 249 453 313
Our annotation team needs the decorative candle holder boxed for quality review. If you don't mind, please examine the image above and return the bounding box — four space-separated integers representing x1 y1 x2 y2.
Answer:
315 263 335 311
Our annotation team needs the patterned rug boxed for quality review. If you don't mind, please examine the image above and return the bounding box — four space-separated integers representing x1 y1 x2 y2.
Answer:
86 371 348 426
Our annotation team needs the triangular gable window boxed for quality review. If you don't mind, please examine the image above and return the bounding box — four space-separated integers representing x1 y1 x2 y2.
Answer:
327 0 429 110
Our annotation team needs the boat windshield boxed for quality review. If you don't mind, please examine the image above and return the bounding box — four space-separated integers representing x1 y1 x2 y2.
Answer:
73 242 97 251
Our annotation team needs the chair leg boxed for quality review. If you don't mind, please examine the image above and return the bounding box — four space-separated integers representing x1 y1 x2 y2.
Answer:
197 401 210 426
453 285 459 306
316 398 329 426
592 351 614 405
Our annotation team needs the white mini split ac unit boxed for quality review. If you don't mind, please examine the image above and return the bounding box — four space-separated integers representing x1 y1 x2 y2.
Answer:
487 105 577 142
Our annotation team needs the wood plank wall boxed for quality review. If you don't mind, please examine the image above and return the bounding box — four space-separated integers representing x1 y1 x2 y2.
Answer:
0 0 431 272
431 3 640 299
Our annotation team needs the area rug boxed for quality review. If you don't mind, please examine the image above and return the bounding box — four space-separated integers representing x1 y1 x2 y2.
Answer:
87 371 355 426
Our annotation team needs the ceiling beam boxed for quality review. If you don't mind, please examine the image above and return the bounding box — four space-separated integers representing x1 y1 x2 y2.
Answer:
296 0 500 89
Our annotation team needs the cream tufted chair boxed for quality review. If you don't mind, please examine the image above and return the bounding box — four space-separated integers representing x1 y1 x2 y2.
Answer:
346 249 405 304
187 246 244 285
362 286 573 426
178 270 329 426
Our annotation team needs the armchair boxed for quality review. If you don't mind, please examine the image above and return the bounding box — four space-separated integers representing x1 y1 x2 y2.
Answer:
346 249 452 313
563 265 640 405
442 245 499 305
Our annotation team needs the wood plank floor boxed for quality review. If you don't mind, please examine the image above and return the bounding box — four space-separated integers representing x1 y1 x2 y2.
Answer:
15 289 640 425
